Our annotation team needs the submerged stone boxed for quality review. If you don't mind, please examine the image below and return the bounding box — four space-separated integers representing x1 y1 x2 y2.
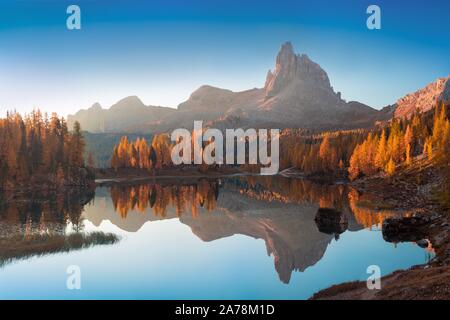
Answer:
382 216 428 243
314 208 348 235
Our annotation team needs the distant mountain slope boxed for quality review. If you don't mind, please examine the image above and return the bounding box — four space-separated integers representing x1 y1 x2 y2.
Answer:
178 85 263 114
83 131 153 168
68 96 175 133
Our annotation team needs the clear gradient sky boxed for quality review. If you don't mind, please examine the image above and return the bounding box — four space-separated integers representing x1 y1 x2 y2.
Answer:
0 0 449 117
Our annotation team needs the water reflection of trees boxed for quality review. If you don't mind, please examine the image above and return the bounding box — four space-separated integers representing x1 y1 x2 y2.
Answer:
109 177 350 218
102 177 419 284
108 176 405 230
245 177 414 229
0 190 119 267
347 189 413 229
0 232 118 267
110 180 219 218
229 176 348 210
0 190 94 235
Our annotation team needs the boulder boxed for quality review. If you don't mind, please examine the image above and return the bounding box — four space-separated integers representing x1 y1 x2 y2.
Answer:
314 208 348 235
382 215 429 243
416 239 430 248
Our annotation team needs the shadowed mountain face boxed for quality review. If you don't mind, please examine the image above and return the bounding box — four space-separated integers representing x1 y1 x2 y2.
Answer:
68 42 400 134
83 177 406 284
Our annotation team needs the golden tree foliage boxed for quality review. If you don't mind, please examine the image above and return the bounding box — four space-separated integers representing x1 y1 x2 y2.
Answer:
107 102 449 181
110 134 173 171
349 102 449 180
110 181 219 218
386 158 396 176
279 129 367 176
0 110 86 187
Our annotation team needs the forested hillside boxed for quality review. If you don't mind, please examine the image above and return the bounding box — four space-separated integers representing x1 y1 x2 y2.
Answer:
105 103 449 183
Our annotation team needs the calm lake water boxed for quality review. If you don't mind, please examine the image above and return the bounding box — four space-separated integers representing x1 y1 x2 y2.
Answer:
0 176 433 299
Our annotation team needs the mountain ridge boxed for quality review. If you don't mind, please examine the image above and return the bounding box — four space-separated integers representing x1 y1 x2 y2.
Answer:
394 75 450 119
68 96 175 132
68 42 448 134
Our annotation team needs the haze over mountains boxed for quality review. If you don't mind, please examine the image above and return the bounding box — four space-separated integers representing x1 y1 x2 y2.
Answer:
67 97 175 133
68 42 450 134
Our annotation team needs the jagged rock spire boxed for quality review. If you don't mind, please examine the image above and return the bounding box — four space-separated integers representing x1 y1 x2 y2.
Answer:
264 42 333 99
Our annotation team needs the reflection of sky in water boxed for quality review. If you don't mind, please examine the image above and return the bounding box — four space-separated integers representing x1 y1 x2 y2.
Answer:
0 213 431 300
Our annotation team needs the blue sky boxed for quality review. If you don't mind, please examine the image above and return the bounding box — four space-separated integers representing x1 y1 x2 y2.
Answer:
0 0 449 117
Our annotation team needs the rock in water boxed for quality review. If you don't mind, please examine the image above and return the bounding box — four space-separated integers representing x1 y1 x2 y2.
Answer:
416 239 430 248
382 216 429 243
314 208 348 235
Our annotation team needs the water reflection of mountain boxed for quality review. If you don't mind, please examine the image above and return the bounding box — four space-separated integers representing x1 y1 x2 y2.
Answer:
84 177 406 283
181 204 333 284
0 190 119 266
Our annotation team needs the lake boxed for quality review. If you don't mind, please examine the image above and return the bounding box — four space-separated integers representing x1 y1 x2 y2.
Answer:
0 176 433 299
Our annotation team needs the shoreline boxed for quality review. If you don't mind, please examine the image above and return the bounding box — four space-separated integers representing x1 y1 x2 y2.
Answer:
93 166 347 186
311 211 450 300
94 166 256 186
3 164 448 299
310 163 450 300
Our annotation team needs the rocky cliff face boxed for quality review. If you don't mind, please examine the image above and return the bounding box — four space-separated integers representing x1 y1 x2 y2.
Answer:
264 42 334 99
440 78 450 103
254 42 383 129
174 42 380 130
394 76 450 119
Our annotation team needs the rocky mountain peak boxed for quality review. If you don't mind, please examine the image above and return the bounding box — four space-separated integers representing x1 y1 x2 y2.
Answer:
111 95 145 109
276 41 296 69
90 102 103 111
440 77 450 103
394 75 450 119
264 42 333 99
